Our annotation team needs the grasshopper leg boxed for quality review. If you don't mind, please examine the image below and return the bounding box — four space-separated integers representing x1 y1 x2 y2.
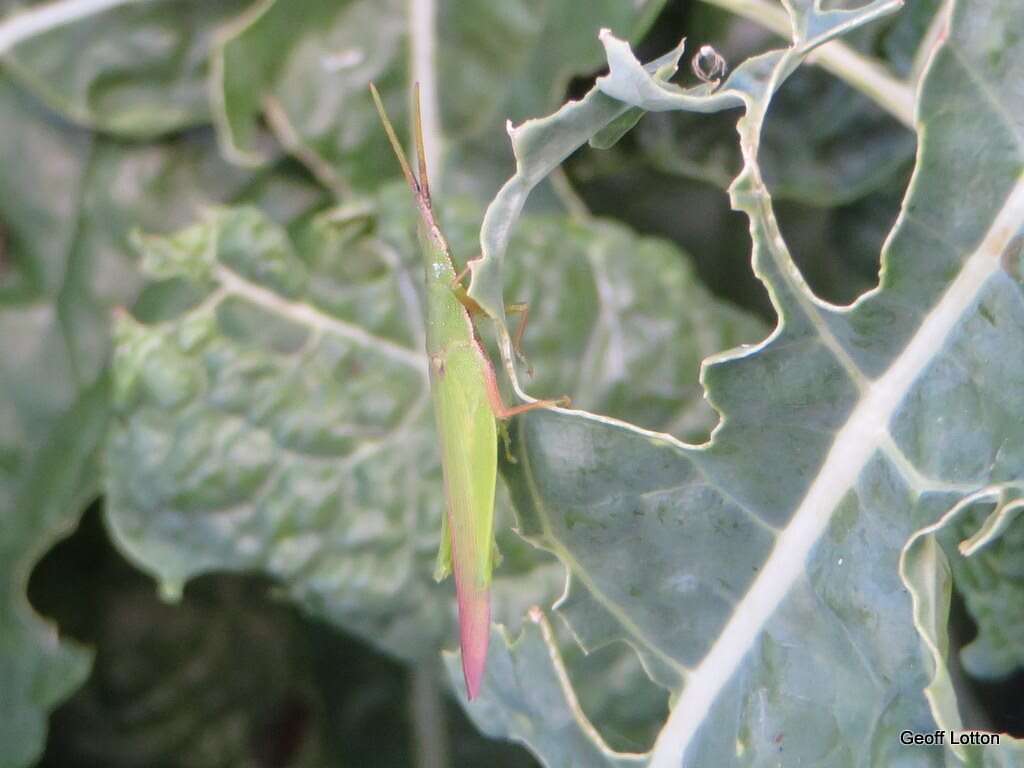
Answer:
497 419 517 464
449 274 535 377
504 302 533 377
479 351 570 419
452 264 471 287
449 268 486 317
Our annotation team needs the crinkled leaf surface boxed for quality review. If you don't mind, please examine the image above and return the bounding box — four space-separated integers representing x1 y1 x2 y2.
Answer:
102 191 763 670
1 0 253 138
456 0 1024 765
0 67 323 766
210 0 665 194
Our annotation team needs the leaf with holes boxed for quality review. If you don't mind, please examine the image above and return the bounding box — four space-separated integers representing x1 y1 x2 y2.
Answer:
101 187 763 682
453 0 1024 765
627 0 940 206
900 487 1024 766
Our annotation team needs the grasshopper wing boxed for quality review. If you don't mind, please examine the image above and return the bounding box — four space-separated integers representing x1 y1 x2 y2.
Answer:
431 344 498 700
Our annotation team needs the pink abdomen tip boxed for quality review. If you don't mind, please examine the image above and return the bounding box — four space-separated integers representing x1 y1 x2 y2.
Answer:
456 583 490 700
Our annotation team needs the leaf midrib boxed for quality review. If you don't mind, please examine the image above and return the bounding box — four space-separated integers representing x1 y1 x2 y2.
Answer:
212 262 426 372
648 173 1024 766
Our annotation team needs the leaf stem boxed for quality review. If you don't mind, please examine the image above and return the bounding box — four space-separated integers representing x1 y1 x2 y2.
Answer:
408 661 450 768
699 0 916 128
550 167 592 220
409 0 442 188
0 0 144 54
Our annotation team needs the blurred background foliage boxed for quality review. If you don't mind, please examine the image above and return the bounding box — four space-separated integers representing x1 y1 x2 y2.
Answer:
2 0 1019 765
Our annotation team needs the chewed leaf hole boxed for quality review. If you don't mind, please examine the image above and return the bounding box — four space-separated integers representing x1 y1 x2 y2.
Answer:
557 628 670 753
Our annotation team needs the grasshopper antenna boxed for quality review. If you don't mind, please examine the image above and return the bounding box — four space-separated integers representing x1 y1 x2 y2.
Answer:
369 83 420 198
412 83 431 203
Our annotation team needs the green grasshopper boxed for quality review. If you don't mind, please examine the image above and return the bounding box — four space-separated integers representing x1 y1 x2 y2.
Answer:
370 84 567 699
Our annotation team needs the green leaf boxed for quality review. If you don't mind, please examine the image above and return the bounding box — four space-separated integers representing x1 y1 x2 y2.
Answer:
926 489 1024 683
102 191 764 668
636 70 916 207
210 0 666 194
445 610 646 767
1 0 253 138
900 490 1024 766
0 76 110 767
0 386 100 768
628 0 937 206
953 540 1024 682
0 69 324 766
33 507 543 768
459 0 1024 764
466 40 689 332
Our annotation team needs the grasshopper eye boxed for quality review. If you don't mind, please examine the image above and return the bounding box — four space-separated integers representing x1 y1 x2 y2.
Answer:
692 44 727 85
